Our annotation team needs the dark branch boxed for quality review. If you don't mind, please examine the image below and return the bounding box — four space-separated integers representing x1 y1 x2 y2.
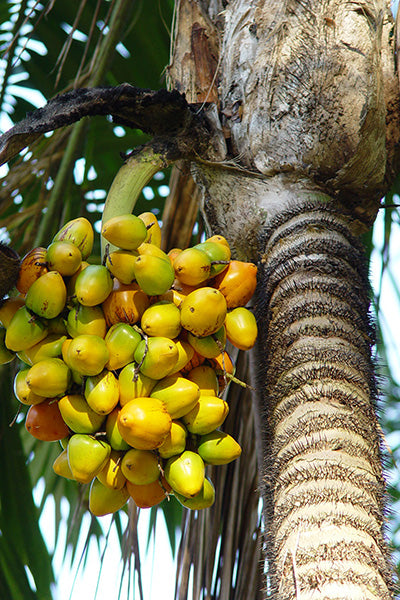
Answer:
0 85 215 165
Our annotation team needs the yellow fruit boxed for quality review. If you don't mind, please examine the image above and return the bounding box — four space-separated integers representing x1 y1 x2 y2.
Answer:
84 370 120 415
150 374 200 419
197 430 242 465
173 248 211 286
97 450 126 490
117 397 171 450
66 304 107 338
133 254 175 295
0 296 25 328
174 477 215 510
118 363 156 406
187 326 226 359
46 240 82 276
186 365 219 396
17 333 67 365
134 337 179 380
74 265 113 306
66 334 109 376
105 249 138 284
89 478 129 516
13 368 45 405
16 247 48 295
180 287 227 337
105 323 142 370
158 420 187 459
67 434 111 484
136 242 168 260
173 340 195 372
58 394 105 433
105 407 130 451
121 448 160 485
5 306 48 352
52 449 75 480
193 240 231 277
102 280 150 327
26 358 71 397
206 234 230 247
140 301 181 339
182 396 229 435
138 212 162 247
164 451 205 498
102 214 148 250
224 307 258 350
53 217 94 259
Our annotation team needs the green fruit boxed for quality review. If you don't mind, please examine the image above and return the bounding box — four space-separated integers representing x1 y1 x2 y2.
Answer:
74 265 113 306
121 448 160 485
66 304 107 338
25 271 67 319
133 254 175 295
17 333 67 365
105 323 142 370
53 217 94 259
102 214 148 250
150 374 200 419
26 358 71 397
5 306 48 352
197 430 242 465
187 326 226 359
89 478 129 516
193 241 231 277
105 407 131 451
118 362 157 405
174 477 215 509
164 451 205 498
46 240 82 276
173 247 211 286
67 434 111 483
59 393 106 433
140 301 181 338
180 287 227 337
0 327 15 364
158 420 187 459
66 334 109 376
134 337 179 380
85 370 120 415
182 396 229 435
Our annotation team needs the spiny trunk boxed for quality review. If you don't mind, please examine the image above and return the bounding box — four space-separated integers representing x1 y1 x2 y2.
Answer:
254 196 393 599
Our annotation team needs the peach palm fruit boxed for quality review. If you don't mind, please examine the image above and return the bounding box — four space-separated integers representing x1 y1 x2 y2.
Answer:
25 271 67 319
102 280 149 326
89 478 129 516
102 214 148 250
58 394 105 434
5 306 48 352
187 325 226 359
121 448 160 485
133 254 175 295
174 477 215 510
14 368 51 405
52 217 94 259
0 296 25 328
0 328 15 364
52 449 75 480
105 249 138 284
46 240 82 276
140 301 181 339
182 396 229 435
173 340 195 372
126 477 169 509
224 307 258 350
66 334 109 376
186 365 219 397
213 260 257 308
97 450 126 490
150 374 200 419
84 370 119 415
164 451 205 498
17 333 67 365
158 420 187 459
118 363 156 406
180 287 227 337
193 240 231 277
25 399 69 441
74 265 113 306
173 248 211 286
105 323 141 370
66 304 107 338
26 358 71 397
117 397 171 450
138 211 162 247
67 434 111 483
16 247 48 294
197 430 242 465
134 337 179 380
105 407 130 451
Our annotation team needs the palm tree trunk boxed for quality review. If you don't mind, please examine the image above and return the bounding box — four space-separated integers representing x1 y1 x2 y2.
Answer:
253 193 394 599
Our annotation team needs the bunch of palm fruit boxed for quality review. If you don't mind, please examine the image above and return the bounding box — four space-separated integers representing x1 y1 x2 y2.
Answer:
0 212 258 516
